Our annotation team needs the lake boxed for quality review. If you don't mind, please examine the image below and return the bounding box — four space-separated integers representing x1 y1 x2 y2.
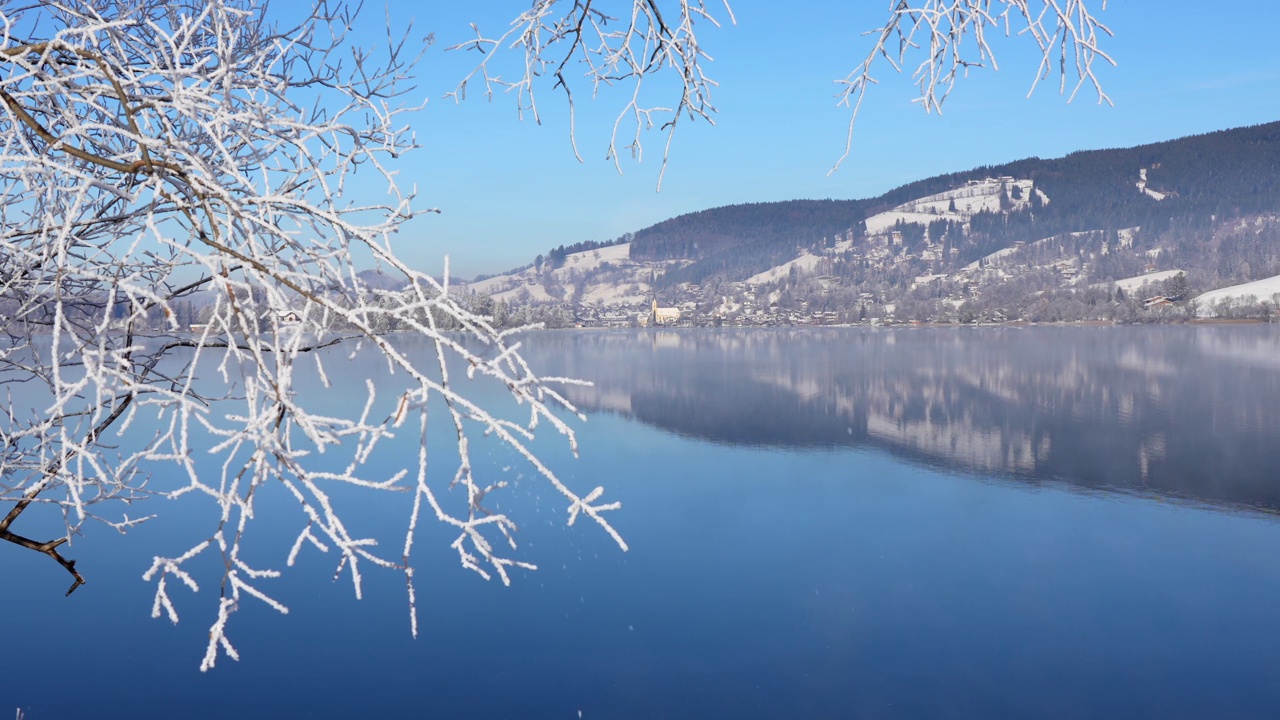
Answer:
5 326 1280 718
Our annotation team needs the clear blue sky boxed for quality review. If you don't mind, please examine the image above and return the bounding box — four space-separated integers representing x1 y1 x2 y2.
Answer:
345 2 1280 279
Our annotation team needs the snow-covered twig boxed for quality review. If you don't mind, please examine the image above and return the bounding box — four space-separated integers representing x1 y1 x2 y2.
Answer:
447 0 735 190
0 0 623 670
831 0 1113 172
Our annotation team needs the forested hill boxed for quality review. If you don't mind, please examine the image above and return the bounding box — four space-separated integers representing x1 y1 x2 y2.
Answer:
622 121 1280 287
628 198 865 261
961 121 1280 240
864 121 1280 218
466 120 1280 327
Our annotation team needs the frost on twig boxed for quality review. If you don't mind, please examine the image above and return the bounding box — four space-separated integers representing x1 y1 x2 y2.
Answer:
0 0 624 671
447 0 735 190
832 0 1114 172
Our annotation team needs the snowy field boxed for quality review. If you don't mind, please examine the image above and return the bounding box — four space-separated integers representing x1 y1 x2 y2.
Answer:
1113 270 1185 293
963 246 1021 271
861 177 1044 238
559 242 632 272
468 242 634 293
1194 274 1280 316
465 243 643 303
746 252 825 285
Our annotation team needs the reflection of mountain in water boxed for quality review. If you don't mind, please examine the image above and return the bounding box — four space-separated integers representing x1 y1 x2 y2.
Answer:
517 327 1280 514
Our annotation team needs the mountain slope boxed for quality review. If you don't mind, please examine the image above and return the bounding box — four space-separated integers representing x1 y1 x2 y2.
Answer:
465 121 1280 325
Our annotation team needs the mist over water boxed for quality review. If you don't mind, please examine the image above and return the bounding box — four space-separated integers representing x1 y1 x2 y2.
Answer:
521 325 1280 514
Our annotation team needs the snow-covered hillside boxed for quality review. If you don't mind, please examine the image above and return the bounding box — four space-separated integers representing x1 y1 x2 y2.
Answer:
1113 270 1184 293
970 246 1018 269
469 243 632 293
471 176 1056 308
453 175 1270 327
746 252 825 285
464 242 681 306
449 121 1280 325
856 177 1047 241
1194 274 1280 316
826 177 1043 254
1136 168 1167 201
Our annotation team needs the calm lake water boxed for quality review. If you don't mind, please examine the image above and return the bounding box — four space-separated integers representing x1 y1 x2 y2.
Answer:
6 326 1280 718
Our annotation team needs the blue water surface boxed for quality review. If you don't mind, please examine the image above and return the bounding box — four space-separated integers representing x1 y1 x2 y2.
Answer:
5 327 1280 718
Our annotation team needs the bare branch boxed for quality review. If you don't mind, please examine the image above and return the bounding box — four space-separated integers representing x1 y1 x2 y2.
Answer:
0 0 623 670
831 0 1114 172
446 0 735 190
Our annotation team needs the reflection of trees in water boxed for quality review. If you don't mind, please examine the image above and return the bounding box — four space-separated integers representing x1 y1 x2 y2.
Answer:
520 327 1280 514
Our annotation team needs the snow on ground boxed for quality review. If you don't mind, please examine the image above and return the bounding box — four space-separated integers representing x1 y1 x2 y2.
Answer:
746 252 824 285
900 178 1039 215
579 283 650 306
462 241 682 308
466 268 533 295
489 282 557 304
1118 227 1140 248
830 236 859 253
1193 274 1280 316
863 177 1042 238
714 297 743 316
912 273 947 288
962 229 1117 272
863 210 956 235
1136 168 1167 201
467 243 634 295
963 246 1020 271
1113 270 1184 293
558 242 632 272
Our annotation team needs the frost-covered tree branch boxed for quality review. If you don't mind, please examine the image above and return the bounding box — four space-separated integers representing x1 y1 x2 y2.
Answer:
833 0 1114 171
0 0 624 671
447 0 735 190
0 0 1119 671
444 1 1112 183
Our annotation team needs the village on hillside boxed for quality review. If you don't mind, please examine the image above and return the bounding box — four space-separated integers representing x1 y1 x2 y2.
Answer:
459 176 1280 328
99 165 1280 334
